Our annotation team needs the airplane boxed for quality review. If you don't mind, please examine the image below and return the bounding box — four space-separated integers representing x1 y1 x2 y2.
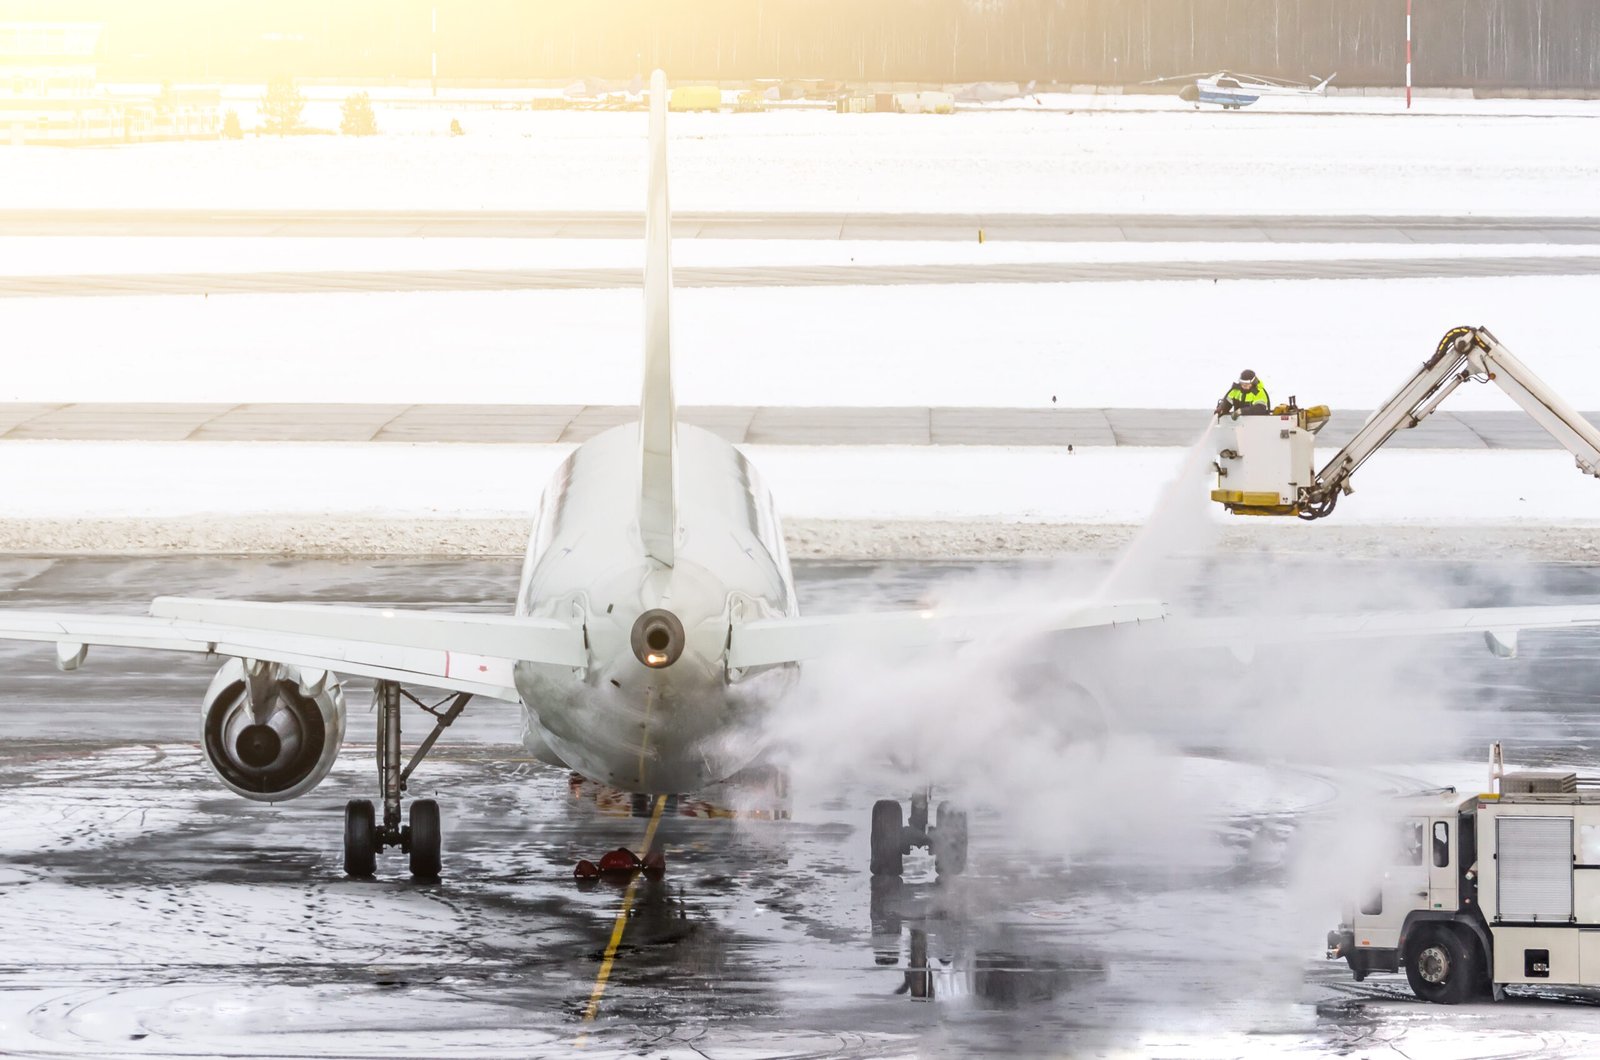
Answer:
1152 70 1336 109
3 70 1600 883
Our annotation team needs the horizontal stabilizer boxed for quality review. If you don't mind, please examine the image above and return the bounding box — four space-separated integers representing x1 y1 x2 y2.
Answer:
150 596 586 666
0 598 592 702
729 599 1167 669
1160 603 1600 656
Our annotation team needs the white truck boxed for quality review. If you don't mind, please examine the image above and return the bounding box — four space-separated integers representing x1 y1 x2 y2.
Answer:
1329 751 1600 1003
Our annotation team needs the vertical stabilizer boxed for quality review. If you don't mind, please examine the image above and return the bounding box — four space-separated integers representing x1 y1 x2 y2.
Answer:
639 69 677 567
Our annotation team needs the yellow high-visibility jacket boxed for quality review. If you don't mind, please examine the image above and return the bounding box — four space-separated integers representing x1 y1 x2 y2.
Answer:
1224 382 1271 409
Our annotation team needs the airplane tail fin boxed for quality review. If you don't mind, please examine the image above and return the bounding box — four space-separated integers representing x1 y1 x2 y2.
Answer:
638 69 677 568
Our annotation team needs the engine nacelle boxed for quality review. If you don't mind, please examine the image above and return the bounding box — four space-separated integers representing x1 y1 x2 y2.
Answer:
200 658 346 802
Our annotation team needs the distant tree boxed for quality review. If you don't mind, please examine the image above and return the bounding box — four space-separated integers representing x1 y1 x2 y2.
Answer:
340 91 377 136
260 76 305 136
449 117 464 136
221 109 242 139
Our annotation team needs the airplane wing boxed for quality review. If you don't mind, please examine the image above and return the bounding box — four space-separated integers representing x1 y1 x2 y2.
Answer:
729 600 1600 669
0 596 589 701
727 600 1167 669
1158 604 1600 660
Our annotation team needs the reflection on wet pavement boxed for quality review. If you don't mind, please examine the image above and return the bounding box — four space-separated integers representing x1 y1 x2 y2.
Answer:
2 556 1600 1056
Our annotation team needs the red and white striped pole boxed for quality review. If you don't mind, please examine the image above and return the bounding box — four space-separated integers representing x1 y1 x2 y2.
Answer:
1405 0 1413 109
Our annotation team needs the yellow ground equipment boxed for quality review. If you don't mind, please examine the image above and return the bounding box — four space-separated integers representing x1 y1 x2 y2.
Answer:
1212 326 1600 520
668 86 721 112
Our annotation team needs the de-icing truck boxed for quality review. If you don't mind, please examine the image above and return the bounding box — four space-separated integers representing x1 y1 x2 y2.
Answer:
1328 746 1600 1003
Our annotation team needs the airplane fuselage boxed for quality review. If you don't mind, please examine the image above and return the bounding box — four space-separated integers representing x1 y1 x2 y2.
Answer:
510 423 799 793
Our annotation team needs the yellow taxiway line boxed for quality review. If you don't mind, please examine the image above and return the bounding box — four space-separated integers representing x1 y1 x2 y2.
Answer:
575 793 668 1046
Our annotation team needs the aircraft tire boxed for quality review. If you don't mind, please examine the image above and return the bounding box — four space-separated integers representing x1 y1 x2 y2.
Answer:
344 799 377 877
870 799 904 876
409 799 442 880
933 801 968 877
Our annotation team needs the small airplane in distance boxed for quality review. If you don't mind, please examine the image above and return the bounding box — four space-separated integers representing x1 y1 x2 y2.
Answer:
1148 70 1336 109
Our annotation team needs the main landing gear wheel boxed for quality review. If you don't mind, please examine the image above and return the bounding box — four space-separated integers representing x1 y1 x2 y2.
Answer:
868 790 968 878
871 800 905 876
1404 924 1478 1004
344 798 377 877
932 801 968 877
408 799 442 879
343 681 471 880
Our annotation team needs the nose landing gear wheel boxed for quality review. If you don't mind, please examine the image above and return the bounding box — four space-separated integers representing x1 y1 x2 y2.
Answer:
344 799 377 877
870 799 905 876
408 798 442 880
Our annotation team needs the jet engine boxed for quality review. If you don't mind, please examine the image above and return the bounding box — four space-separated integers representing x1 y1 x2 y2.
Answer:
200 657 346 802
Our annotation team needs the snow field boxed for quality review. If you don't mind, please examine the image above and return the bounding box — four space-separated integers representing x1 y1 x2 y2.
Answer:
2 439 1597 528
4 99 1599 552
4 236 1594 276
5 275 1600 410
2 103 1599 214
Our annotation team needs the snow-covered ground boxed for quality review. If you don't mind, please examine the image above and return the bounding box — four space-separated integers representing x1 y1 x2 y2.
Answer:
0 439 1595 530
3 101 1600 214
3 276 1597 410
5 236 1595 276
3 99 1599 553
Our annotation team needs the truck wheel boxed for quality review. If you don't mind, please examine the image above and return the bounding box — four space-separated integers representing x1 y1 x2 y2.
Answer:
1404 925 1476 1004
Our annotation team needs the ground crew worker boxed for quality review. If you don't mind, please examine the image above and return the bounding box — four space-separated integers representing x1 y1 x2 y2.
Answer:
1216 369 1271 416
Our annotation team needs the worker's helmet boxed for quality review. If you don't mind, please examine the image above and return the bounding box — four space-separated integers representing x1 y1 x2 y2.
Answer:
1238 369 1257 383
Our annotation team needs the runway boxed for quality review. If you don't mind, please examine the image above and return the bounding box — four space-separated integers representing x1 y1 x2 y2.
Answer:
6 209 1600 244
4 554 1600 1056
0 402 1588 449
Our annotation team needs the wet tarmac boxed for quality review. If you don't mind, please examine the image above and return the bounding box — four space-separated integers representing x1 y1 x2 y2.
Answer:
5 555 1600 1057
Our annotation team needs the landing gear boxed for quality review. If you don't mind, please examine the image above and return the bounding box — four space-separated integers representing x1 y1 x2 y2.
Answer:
869 788 968 878
870 800 904 876
343 798 377 877
343 680 469 880
408 798 442 879
932 801 968 877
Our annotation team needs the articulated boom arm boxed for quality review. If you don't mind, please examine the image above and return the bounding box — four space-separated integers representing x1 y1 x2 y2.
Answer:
1300 326 1600 518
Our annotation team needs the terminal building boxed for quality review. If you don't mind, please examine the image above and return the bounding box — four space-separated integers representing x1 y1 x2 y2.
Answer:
0 21 219 145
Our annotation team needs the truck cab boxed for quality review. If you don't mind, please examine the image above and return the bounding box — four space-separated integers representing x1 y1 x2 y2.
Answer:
1331 792 1479 992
